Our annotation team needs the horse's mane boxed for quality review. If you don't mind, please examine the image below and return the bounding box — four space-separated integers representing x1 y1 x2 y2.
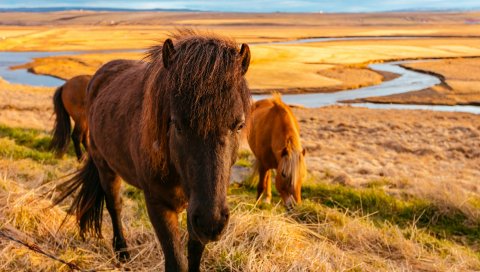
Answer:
269 93 302 151
270 93 305 194
141 29 251 174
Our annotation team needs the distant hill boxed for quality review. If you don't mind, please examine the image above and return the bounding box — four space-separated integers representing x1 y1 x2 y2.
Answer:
0 7 200 13
387 7 480 12
0 6 479 13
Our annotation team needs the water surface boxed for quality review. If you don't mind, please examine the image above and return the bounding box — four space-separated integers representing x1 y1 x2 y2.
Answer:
0 37 478 114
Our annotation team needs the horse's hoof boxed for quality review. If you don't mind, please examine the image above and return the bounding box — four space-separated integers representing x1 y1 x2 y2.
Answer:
116 250 131 262
114 238 130 262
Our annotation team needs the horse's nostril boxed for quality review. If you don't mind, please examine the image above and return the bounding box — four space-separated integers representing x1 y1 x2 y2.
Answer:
191 209 229 241
213 224 225 237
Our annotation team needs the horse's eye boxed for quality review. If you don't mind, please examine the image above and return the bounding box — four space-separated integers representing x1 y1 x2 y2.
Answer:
236 122 245 133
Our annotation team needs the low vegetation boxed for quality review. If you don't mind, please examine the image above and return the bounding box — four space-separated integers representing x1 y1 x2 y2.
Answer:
0 124 479 271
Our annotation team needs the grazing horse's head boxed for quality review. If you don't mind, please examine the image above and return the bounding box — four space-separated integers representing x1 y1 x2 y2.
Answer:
277 147 307 208
144 31 251 243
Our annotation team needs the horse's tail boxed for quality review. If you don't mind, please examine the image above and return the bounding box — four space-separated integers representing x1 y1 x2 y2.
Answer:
50 85 71 157
278 139 304 200
54 156 105 238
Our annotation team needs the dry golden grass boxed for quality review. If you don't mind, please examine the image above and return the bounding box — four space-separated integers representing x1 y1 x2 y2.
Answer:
0 79 53 130
0 77 479 271
293 106 480 220
7 37 480 94
11 51 144 81
0 168 165 271
2 11 480 97
1 11 480 51
9 48 384 93
403 58 480 104
1 166 479 272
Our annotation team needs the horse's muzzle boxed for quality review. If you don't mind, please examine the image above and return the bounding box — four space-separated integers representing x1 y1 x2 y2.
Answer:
189 207 230 243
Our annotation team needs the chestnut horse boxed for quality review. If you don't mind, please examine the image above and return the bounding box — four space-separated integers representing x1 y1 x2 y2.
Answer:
247 94 306 208
55 31 251 271
50 75 91 160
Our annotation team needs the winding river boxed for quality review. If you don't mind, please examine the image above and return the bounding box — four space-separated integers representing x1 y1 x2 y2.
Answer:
0 37 479 114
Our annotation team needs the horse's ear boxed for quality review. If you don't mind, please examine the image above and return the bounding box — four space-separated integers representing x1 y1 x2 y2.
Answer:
239 43 250 75
302 148 306 156
162 38 176 69
281 147 289 157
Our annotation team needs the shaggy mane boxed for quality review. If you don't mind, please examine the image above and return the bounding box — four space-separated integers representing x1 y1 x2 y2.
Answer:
270 93 302 151
141 30 251 174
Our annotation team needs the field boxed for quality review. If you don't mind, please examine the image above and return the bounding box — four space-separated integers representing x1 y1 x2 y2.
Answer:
1 11 480 271
3 11 480 100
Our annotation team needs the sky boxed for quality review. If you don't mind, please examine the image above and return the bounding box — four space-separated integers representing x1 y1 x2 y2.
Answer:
0 0 480 13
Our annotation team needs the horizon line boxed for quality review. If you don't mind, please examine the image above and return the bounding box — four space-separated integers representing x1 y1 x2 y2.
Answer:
1 6 480 14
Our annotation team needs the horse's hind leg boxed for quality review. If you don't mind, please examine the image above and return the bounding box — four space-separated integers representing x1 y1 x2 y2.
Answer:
94 157 130 261
71 124 83 160
81 132 89 153
257 166 272 204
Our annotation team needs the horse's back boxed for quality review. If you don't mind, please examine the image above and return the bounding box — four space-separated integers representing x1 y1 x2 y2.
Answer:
86 59 148 186
63 74 91 97
61 74 91 122
87 59 144 104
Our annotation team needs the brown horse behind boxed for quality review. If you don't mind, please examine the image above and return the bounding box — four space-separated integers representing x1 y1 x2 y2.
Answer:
50 75 91 160
248 94 306 208
54 31 251 271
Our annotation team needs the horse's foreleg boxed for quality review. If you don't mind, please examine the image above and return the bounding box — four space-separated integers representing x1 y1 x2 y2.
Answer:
257 167 272 204
187 222 205 272
256 166 266 201
145 197 187 272
264 170 272 204
98 167 130 261
72 124 83 160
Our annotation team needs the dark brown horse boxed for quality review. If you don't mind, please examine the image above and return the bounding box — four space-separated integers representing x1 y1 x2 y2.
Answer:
50 75 91 160
55 31 251 271
248 94 306 208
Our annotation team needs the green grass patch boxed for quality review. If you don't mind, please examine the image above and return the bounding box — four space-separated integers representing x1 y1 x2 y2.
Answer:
235 150 254 168
364 177 391 188
234 174 480 247
0 138 57 164
235 158 252 168
0 124 77 157
302 182 480 244
123 184 149 226
210 250 248 271
0 125 51 152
